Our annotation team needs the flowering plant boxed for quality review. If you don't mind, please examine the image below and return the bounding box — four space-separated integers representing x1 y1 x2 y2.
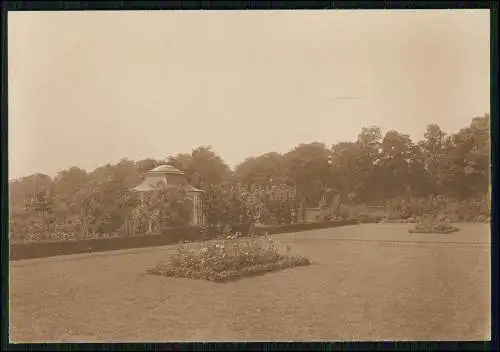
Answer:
148 232 310 282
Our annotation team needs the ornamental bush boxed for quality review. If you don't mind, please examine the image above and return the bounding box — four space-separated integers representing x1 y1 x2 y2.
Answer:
408 216 460 234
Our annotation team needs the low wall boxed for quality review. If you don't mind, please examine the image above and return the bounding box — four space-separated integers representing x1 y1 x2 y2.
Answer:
10 218 379 261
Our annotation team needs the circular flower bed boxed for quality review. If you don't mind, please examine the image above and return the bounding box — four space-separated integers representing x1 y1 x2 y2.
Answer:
408 218 460 234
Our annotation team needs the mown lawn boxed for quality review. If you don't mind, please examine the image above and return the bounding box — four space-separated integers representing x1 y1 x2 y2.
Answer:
9 223 491 342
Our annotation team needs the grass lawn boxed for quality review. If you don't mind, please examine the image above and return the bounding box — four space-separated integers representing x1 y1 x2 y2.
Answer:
9 223 491 342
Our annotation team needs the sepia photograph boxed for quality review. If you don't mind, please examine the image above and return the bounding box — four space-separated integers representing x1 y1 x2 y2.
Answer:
8 9 491 342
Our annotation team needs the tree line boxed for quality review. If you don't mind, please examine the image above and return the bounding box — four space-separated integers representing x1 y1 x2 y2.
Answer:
9 114 490 241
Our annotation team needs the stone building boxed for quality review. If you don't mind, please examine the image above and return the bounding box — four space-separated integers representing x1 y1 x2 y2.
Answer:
130 165 205 226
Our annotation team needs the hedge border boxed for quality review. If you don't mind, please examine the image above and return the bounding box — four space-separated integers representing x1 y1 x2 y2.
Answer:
10 218 378 261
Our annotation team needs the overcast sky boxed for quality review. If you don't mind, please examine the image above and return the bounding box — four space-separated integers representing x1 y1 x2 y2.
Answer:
8 10 490 180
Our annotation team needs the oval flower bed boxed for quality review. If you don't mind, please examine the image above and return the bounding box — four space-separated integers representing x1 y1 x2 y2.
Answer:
408 219 460 234
147 233 311 282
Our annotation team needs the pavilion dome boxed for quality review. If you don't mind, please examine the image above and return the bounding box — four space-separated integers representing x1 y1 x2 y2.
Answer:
148 165 185 175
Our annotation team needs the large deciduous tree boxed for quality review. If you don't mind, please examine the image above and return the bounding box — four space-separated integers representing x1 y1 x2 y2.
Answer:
167 146 232 189
283 142 332 207
234 152 287 186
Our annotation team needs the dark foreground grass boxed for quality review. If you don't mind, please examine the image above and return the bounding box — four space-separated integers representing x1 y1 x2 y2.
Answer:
10 223 490 342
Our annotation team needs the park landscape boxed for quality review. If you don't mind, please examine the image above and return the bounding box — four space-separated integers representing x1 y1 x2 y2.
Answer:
8 8 491 343
9 114 491 342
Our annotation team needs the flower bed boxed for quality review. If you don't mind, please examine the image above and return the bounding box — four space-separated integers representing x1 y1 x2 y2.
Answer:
147 234 311 282
408 218 460 234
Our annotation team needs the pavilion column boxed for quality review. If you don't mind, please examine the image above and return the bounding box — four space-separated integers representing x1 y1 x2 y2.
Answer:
192 194 198 226
195 194 204 225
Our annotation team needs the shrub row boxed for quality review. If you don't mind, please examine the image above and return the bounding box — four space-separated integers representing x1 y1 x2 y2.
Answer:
10 218 374 261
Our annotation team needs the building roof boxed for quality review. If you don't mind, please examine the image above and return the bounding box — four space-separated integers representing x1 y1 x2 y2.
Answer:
130 168 204 193
148 165 185 175
130 181 204 193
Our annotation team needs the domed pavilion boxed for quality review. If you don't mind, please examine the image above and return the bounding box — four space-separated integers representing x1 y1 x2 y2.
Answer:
130 165 205 226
